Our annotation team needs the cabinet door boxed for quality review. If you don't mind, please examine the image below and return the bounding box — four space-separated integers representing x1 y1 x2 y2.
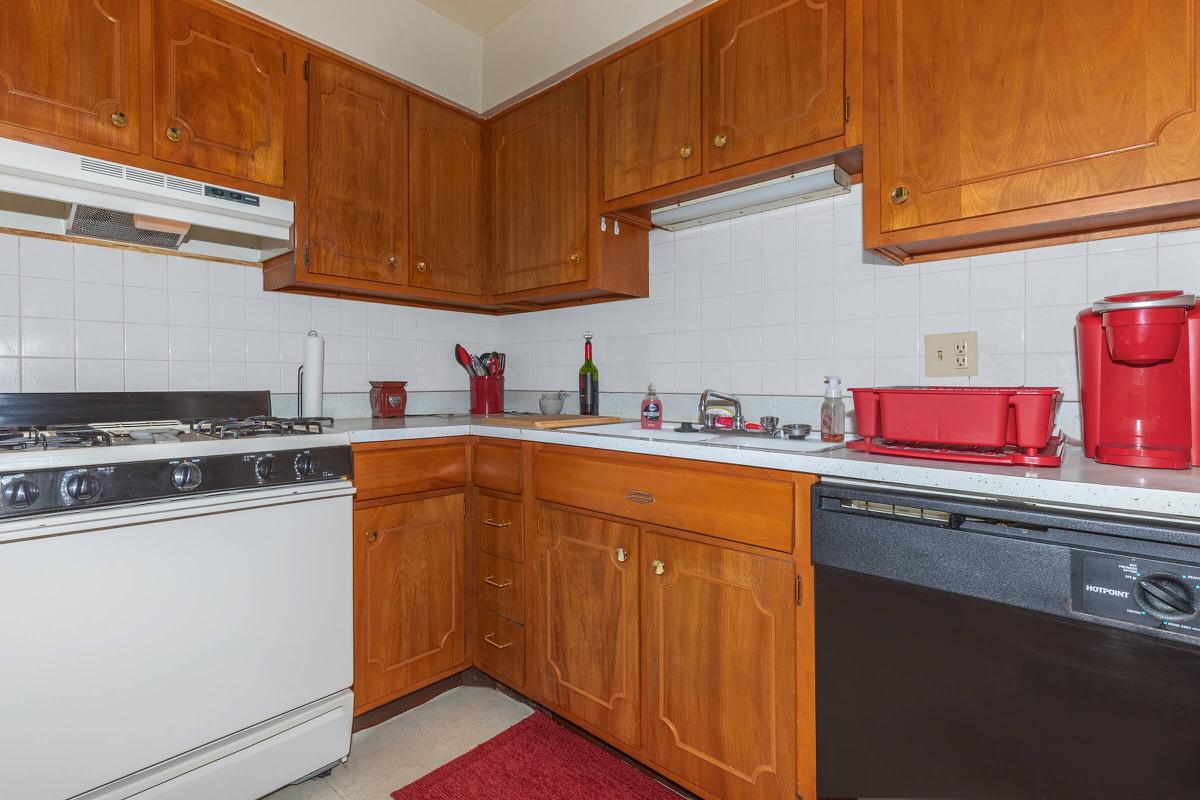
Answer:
489 78 588 295
150 0 287 186
642 531 795 800
409 97 483 295
354 494 464 708
307 57 407 285
705 0 845 171
0 0 140 153
875 0 1200 234
532 506 640 748
602 21 702 201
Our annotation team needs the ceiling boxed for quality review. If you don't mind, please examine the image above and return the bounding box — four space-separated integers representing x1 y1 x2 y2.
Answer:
414 0 533 35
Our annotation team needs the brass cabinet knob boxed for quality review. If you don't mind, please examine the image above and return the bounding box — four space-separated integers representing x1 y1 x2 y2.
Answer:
416 260 428 273
679 144 693 159
110 111 129 128
569 252 582 265
616 547 629 563
166 126 182 142
651 559 666 576
890 186 910 204
713 133 727 148
387 256 397 267
365 529 379 543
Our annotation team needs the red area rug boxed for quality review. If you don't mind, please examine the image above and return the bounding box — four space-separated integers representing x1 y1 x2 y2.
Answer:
391 712 680 799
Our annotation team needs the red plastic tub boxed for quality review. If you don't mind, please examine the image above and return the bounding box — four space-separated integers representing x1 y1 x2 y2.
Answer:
848 386 1063 467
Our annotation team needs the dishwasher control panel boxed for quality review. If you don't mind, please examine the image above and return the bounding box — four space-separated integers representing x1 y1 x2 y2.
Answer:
1072 550 1200 637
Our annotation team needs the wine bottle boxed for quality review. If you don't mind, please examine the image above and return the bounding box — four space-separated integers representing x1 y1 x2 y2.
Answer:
579 331 599 415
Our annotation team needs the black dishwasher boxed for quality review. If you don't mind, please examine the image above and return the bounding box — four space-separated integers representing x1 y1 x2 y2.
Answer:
812 482 1200 800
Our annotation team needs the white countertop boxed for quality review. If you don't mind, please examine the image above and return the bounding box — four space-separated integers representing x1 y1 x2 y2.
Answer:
332 416 1200 521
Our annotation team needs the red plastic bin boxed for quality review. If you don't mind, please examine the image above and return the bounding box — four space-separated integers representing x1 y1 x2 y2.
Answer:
848 386 1063 467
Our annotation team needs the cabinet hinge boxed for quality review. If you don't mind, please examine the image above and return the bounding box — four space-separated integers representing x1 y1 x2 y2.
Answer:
844 96 851 122
303 243 310 266
304 60 310 81
795 575 804 606
283 52 288 72
283 160 287 180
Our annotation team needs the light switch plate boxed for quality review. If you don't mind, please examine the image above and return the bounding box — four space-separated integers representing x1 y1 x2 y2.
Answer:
925 331 979 377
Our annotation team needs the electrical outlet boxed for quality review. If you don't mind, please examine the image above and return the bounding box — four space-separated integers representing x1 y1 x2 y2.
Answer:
925 331 979 377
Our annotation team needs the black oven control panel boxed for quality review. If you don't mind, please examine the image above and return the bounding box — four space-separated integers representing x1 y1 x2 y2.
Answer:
1072 550 1200 638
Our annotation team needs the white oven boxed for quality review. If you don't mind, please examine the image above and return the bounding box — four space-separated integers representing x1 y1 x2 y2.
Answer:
0 481 355 800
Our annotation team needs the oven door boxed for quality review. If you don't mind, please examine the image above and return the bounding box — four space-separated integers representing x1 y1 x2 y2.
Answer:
0 482 354 800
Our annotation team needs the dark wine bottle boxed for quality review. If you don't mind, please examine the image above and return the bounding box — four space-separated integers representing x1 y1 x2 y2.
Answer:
579 331 599 415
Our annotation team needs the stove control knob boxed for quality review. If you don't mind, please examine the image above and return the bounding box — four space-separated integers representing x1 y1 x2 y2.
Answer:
2 479 40 509
171 462 202 492
294 452 320 477
255 455 278 481
64 473 101 502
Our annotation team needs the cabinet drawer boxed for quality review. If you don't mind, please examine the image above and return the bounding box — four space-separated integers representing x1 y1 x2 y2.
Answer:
478 494 524 562
474 441 523 494
477 608 525 687
353 443 467 501
478 552 524 623
535 449 794 552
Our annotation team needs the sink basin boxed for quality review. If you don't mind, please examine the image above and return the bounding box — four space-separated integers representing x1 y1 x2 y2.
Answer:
561 421 724 443
708 434 844 453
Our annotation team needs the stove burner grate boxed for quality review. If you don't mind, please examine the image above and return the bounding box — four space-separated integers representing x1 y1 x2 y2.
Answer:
190 416 335 439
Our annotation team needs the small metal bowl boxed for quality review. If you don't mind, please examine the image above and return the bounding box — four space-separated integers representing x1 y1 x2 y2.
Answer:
782 423 812 440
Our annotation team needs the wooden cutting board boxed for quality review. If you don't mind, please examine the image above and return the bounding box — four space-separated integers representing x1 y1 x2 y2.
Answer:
479 414 624 429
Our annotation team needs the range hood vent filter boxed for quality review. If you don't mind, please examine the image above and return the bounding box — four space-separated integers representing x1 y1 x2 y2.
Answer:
67 205 187 250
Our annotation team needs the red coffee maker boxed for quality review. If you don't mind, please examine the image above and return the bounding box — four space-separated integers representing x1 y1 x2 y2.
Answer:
1076 290 1200 469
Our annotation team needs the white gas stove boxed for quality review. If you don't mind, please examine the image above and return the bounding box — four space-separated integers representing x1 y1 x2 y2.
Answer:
0 392 355 800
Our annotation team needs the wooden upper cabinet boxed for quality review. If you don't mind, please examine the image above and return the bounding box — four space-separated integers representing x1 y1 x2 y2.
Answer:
488 77 589 295
307 57 407 285
602 21 702 201
354 493 465 709
705 0 846 171
533 506 640 748
150 0 287 186
409 97 483 295
874 0 1200 233
0 0 140 153
642 531 796 800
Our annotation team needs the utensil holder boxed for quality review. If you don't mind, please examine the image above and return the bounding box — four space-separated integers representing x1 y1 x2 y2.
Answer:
470 375 504 415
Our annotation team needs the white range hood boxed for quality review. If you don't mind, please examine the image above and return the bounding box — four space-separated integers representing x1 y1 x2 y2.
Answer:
651 164 851 231
0 137 293 262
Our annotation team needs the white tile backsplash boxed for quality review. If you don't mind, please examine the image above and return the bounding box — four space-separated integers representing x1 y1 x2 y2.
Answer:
0 239 493 393
3 193 1200 408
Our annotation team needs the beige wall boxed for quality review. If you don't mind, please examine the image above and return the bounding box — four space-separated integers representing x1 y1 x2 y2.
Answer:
227 0 484 111
480 0 712 111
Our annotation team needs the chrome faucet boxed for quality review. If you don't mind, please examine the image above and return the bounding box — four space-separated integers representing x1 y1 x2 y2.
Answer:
698 389 745 431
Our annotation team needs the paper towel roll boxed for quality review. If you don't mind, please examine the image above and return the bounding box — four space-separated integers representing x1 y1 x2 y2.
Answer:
302 330 324 417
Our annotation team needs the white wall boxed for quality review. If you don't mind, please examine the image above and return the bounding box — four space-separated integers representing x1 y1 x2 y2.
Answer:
227 0 484 111
481 0 710 110
495 184 1200 405
0 235 497 393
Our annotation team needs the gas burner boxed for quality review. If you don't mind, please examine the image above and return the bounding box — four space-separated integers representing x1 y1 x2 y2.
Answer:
0 427 37 451
40 425 112 449
190 416 335 439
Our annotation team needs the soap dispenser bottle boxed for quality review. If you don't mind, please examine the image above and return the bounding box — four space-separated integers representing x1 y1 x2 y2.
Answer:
821 375 845 443
640 383 663 429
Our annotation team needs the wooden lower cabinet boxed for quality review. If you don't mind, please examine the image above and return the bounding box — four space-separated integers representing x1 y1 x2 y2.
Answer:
353 492 465 713
642 530 796 800
531 506 641 748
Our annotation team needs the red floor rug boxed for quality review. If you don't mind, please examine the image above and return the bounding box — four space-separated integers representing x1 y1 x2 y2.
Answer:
391 712 681 799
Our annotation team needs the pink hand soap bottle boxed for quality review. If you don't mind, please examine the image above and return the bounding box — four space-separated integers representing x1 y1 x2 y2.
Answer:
640 383 663 429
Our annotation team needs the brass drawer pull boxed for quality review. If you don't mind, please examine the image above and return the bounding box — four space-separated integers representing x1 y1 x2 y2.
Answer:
482 518 511 528
615 547 628 563
625 490 655 505
651 559 666 576
484 633 512 650
110 111 129 128
483 575 512 589
365 529 379 543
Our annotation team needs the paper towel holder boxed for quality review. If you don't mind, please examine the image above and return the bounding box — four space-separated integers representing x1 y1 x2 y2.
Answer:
298 329 322 418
